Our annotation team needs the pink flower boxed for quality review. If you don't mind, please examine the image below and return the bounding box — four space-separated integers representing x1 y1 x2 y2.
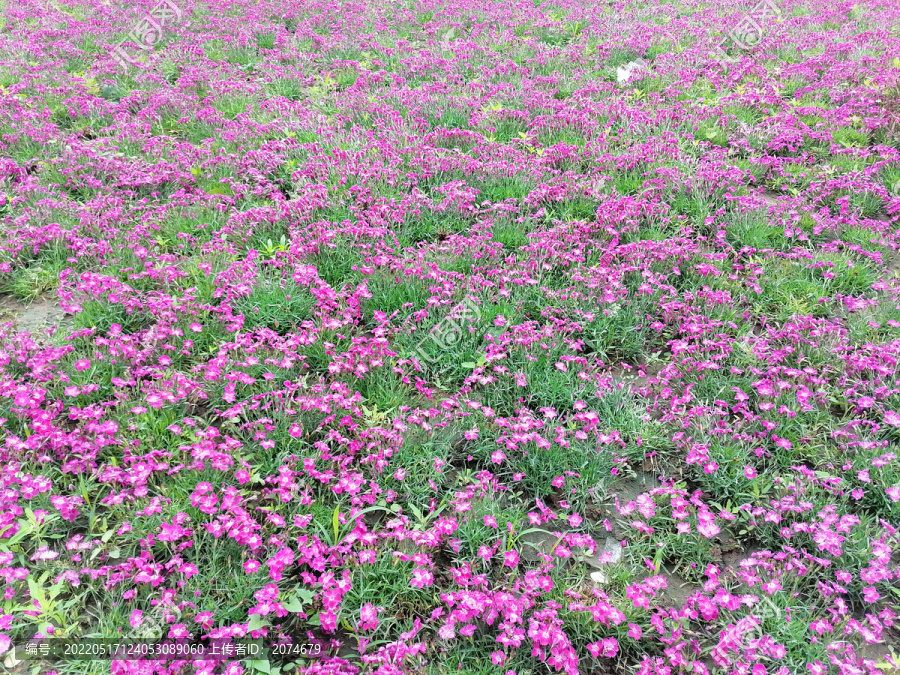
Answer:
863 587 880 603
129 610 143 629
359 603 379 631
697 520 720 539
807 661 826 675
884 410 900 426
810 619 832 635
189 322 203 332
587 638 618 657
503 550 519 568
191 613 213 632
30 545 58 561
772 435 792 450
168 623 190 639
411 569 433 588
293 514 313 528
74 359 91 371
180 563 199 579
753 380 775 396
744 466 757 479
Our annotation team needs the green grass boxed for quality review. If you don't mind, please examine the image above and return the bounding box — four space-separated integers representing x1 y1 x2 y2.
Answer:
4 3 900 673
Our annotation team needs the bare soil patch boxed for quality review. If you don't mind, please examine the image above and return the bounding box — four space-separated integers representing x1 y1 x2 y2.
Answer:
0 296 70 343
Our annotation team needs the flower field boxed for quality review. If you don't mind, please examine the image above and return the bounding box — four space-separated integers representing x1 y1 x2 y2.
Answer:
1 0 900 673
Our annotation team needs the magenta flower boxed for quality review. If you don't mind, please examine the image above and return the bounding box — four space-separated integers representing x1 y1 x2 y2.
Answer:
410 570 433 588
862 587 881 602
884 410 900 426
30 546 58 561
4 4 900 670
358 603 379 631
129 610 143 629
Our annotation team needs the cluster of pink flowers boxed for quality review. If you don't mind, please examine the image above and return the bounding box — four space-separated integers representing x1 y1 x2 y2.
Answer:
0 0 899 672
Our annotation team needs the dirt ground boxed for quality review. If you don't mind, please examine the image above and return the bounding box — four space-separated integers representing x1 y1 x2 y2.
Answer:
0 296 69 343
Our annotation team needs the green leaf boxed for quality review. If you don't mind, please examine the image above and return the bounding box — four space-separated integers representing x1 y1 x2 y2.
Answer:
206 184 233 196
351 505 388 522
246 659 273 674
517 527 556 537
6 521 33 547
26 579 47 612
296 588 315 603
281 595 304 613
332 506 341 543
247 614 269 632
